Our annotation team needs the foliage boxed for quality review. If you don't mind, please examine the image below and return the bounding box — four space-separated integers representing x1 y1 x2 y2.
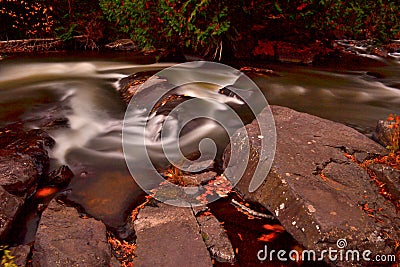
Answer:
0 0 53 40
100 0 231 56
270 0 400 42
50 0 107 49
0 246 17 267
1 0 399 54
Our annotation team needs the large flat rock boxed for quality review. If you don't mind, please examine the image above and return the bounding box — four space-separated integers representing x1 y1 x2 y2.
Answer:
32 200 112 267
223 106 398 261
133 202 212 267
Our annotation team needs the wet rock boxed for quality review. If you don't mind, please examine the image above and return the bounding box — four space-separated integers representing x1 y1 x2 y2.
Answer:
0 186 24 241
372 119 397 148
317 40 389 68
105 39 138 51
133 202 212 267
24 100 71 130
9 245 31 267
368 163 400 199
193 208 235 263
0 154 38 195
274 41 318 64
223 106 398 262
117 71 158 104
32 200 112 267
252 40 327 64
179 159 214 173
181 171 217 186
0 123 54 197
44 165 74 187
41 117 70 130
0 124 54 177
384 40 400 53
65 171 143 229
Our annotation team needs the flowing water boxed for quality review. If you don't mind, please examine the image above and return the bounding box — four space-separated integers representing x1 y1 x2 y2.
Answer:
1 52 399 243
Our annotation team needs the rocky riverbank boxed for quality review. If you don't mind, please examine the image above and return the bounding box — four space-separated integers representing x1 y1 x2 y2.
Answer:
0 56 399 266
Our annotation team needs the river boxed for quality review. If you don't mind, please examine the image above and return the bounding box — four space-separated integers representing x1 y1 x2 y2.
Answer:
0 52 399 240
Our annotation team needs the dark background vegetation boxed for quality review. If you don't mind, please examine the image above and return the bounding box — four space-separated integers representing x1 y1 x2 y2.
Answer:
1 0 399 56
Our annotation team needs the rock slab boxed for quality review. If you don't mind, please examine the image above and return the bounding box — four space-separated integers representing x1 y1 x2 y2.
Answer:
133 202 212 267
194 210 235 263
0 186 23 241
223 106 399 261
32 200 112 267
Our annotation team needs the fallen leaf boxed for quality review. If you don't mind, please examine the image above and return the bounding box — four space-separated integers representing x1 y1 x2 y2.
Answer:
237 233 243 241
258 232 279 242
262 224 285 233
35 187 58 198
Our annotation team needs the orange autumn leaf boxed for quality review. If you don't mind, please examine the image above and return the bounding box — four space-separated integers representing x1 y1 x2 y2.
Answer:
35 187 58 198
257 232 279 242
262 224 285 233
237 233 243 241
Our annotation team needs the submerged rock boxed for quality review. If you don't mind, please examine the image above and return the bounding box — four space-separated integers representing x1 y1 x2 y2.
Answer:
43 165 74 187
118 70 158 104
223 106 398 263
32 200 112 267
133 202 212 267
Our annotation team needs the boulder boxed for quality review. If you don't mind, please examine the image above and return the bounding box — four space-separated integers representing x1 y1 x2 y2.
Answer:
117 71 158 104
0 123 54 178
32 200 113 267
0 154 38 195
0 186 24 241
43 165 74 187
372 119 397 149
0 123 55 242
223 106 398 263
133 202 212 267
